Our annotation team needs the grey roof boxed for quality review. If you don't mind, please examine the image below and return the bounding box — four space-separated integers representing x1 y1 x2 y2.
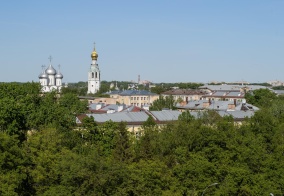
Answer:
150 110 182 121
120 90 157 96
245 85 271 91
199 84 270 91
199 85 242 91
177 100 258 112
217 110 255 119
87 111 149 123
207 101 234 110
162 89 207 95
100 104 126 111
226 92 243 97
273 90 284 95
107 90 121 95
177 100 209 110
107 90 157 96
213 91 227 96
89 103 106 110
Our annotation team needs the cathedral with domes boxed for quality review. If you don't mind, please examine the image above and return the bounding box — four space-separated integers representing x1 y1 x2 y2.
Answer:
88 44 101 94
38 56 64 92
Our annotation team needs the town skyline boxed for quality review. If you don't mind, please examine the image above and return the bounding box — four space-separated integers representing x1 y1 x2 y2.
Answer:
1 1 283 83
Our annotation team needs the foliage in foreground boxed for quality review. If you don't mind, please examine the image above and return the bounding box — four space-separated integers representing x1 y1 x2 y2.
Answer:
1 83 284 195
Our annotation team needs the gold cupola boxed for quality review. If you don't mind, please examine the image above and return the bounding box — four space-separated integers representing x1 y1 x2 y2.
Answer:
91 43 98 60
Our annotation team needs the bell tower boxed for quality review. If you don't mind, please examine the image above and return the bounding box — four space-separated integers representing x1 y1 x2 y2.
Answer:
88 43 100 94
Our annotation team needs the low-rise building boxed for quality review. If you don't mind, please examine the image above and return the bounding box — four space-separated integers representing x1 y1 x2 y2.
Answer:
161 89 207 102
106 90 159 107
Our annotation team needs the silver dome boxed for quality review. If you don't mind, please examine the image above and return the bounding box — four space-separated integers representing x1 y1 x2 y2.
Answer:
55 71 63 79
45 64 57 75
38 71 48 79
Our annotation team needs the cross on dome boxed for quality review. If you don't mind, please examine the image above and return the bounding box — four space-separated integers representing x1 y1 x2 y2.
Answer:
41 65 46 70
48 56 52 63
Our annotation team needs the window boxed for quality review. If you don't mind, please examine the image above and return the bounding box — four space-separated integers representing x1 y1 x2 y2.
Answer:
131 97 133 100
92 72 94 78
95 72 98 78
134 97 136 100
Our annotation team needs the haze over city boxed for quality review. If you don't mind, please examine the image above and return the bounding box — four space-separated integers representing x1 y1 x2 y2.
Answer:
1 0 283 83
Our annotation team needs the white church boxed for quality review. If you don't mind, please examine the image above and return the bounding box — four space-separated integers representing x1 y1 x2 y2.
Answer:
38 56 64 92
87 44 101 94
38 43 101 94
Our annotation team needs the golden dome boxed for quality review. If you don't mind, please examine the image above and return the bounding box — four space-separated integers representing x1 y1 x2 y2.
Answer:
91 42 98 60
91 49 98 60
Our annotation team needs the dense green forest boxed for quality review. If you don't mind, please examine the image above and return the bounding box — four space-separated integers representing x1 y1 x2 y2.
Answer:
1 83 284 195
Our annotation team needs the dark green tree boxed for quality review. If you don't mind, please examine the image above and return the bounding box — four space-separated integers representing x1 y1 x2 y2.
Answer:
150 95 176 111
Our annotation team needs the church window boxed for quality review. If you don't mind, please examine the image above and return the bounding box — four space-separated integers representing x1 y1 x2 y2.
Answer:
95 72 98 78
92 72 94 78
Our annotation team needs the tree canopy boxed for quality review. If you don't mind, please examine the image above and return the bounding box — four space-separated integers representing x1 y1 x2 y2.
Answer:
1 82 284 195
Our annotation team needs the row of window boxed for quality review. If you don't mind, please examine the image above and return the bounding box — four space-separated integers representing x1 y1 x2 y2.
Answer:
131 96 149 100
131 103 149 106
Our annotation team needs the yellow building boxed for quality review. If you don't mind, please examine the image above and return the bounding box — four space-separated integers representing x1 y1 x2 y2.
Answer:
108 90 159 107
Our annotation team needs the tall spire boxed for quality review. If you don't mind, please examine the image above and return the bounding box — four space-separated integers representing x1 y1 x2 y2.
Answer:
91 42 98 60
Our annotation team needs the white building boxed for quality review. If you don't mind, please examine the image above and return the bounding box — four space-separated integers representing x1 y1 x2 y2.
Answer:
38 57 63 92
87 44 101 94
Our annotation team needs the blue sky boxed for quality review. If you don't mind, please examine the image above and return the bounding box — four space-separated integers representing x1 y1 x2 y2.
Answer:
1 0 283 83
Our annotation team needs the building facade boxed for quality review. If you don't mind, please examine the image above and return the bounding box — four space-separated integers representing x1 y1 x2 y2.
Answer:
107 90 159 107
161 89 207 102
87 44 100 94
